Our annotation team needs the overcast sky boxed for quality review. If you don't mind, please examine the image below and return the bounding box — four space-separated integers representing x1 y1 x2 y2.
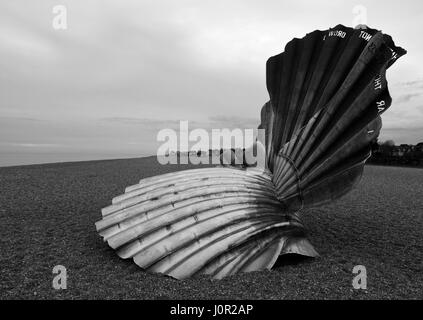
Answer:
1 0 422 166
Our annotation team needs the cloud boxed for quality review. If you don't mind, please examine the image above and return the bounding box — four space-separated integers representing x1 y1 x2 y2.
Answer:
0 116 43 122
380 127 423 144
397 79 423 88
208 115 259 129
0 0 422 165
101 117 181 127
396 93 422 104
101 115 260 131
1 142 63 148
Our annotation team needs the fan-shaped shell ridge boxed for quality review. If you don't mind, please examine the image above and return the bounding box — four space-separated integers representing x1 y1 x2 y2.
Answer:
95 25 406 280
261 25 405 210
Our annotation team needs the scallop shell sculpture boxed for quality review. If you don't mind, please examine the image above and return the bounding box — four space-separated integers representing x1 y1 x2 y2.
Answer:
95 25 406 280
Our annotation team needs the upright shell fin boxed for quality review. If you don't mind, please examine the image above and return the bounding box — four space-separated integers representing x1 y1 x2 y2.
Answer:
261 25 406 211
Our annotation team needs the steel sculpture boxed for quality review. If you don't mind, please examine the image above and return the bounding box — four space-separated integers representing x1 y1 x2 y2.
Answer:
95 25 406 279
